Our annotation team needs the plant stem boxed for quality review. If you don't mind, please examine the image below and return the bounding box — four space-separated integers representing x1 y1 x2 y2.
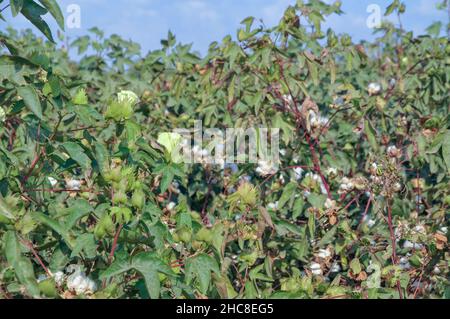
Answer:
108 224 123 263
387 201 403 299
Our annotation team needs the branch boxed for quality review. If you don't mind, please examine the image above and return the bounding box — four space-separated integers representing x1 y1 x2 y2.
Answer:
0 4 10 13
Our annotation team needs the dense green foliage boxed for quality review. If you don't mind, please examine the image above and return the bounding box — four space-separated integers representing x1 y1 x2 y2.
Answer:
0 0 449 299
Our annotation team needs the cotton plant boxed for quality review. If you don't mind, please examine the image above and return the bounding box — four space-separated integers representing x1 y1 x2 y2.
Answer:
0 0 448 301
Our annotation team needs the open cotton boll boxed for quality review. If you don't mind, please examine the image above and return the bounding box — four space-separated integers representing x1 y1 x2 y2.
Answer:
326 167 337 176
255 160 278 176
317 248 332 259
53 271 65 286
48 177 58 187
0 107 5 123
324 198 336 210
267 202 279 210
310 262 322 275
399 257 411 270
293 167 304 180
66 266 97 295
387 145 401 158
166 202 176 210
66 179 82 190
330 262 341 273
367 82 381 95
403 240 423 250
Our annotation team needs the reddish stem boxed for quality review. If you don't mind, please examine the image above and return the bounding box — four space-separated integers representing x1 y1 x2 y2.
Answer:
305 133 331 199
21 239 51 277
22 149 44 185
108 224 123 263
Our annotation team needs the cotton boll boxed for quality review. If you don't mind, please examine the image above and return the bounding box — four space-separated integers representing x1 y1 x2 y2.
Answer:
256 160 278 176
368 82 381 95
389 78 396 87
0 107 5 123
387 145 401 158
399 257 411 270
67 273 86 292
66 266 97 295
310 262 322 276
393 183 402 192
330 262 341 273
53 271 65 286
317 248 332 259
293 167 304 180
414 225 426 235
403 240 423 250
48 177 58 187
324 198 336 210
326 167 337 177
319 181 328 195
66 179 82 190
166 202 176 211
86 279 97 293
267 202 279 210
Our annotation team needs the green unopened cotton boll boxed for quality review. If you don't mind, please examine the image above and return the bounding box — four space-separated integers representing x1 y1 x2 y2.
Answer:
131 189 145 210
105 100 133 121
94 224 106 239
195 227 213 243
177 227 192 244
38 278 59 298
96 214 115 237
113 191 128 205
110 207 132 224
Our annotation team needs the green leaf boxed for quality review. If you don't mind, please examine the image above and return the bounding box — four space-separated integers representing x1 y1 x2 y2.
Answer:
426 21 442 37
71 233 97 259
64 199 94 231
101 252 173 299
278 181 297 209
159 166 175 193
4 231 40 297
10 0 24 16
17 85 43 119
20 0 54 42
442 130 450 173
62 142 92 169
364 119 379 152
34 212 72 245
307 193 326 208
38 0 64 30
0 196 15 220
185 253 220 294
131 252 174 299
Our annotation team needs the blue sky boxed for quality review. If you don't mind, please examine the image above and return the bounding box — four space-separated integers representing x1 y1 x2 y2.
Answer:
1 0 447 56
